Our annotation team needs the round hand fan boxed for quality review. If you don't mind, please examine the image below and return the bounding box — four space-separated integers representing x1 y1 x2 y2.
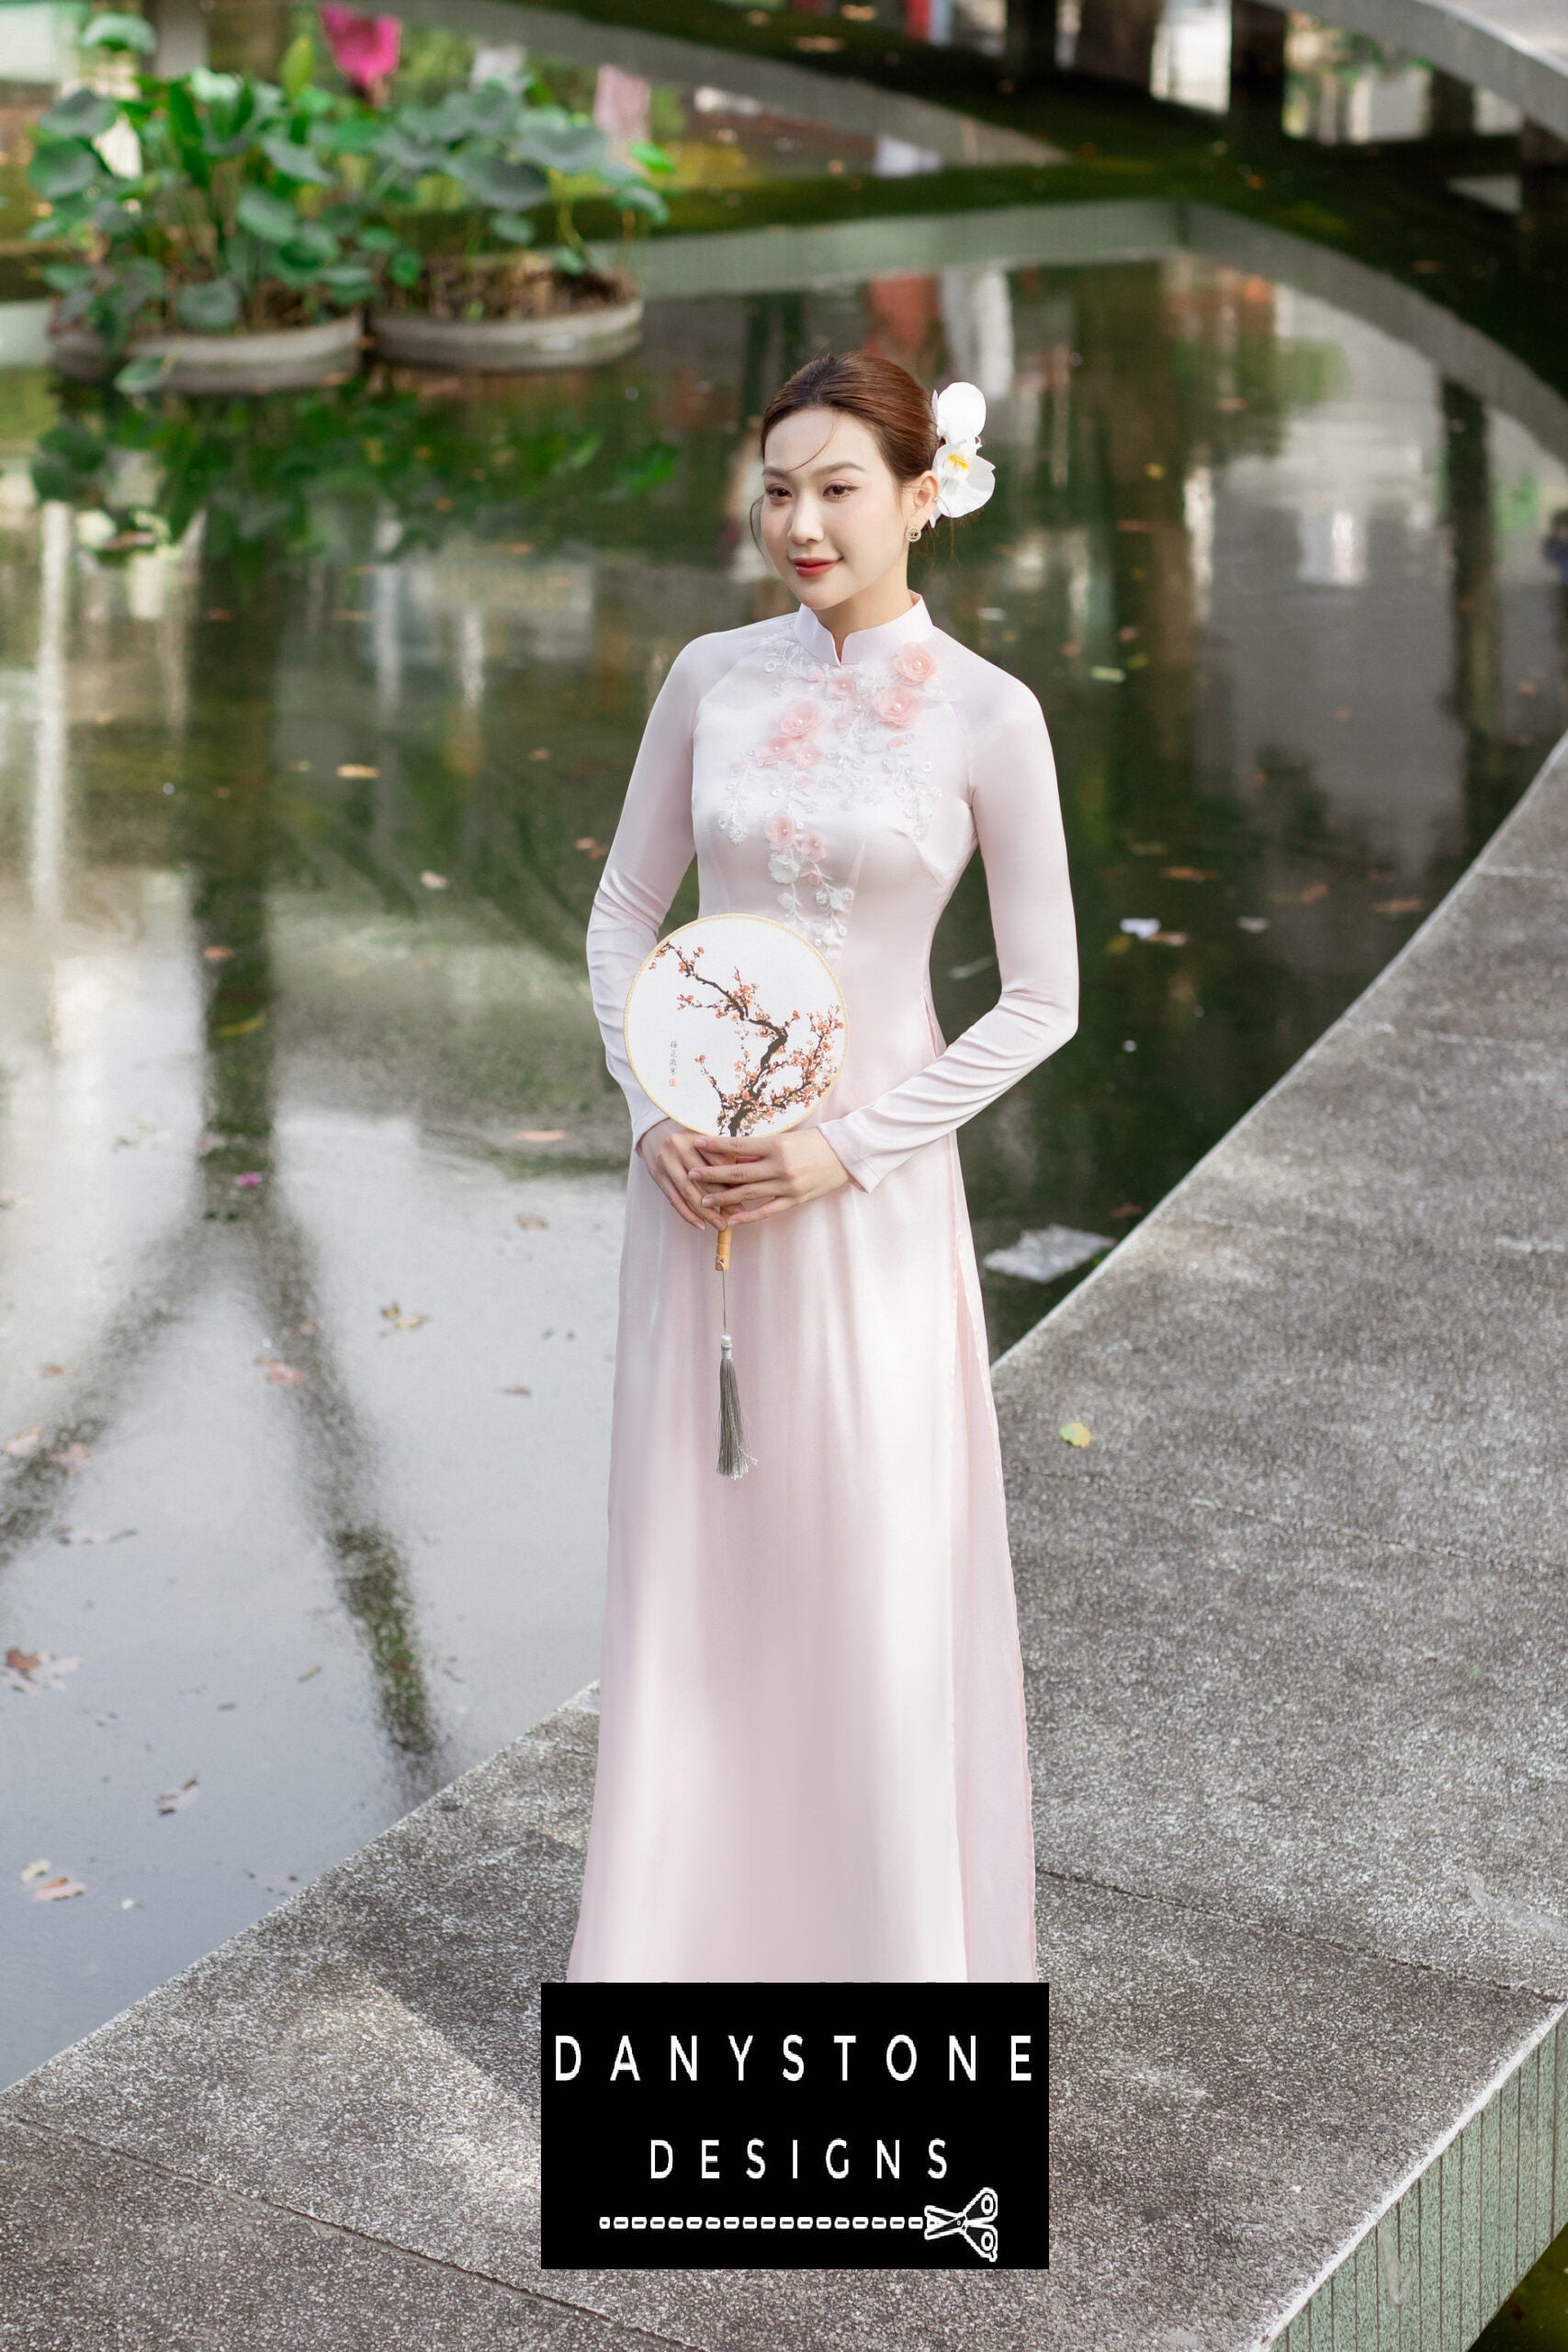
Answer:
624 913 849 1478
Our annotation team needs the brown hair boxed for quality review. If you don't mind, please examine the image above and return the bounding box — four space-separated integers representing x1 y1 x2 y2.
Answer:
759 352 939 482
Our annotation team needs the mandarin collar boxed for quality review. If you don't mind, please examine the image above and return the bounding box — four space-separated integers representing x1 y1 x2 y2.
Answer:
791 594 933 669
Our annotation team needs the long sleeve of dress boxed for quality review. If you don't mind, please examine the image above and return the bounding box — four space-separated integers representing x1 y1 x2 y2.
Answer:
816 683 1078 1194
585 642 702 1158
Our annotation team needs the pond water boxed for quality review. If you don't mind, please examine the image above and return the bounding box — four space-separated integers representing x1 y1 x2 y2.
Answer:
4 147 1568 2093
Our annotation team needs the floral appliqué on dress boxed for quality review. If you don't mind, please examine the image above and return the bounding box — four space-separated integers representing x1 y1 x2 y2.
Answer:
718 632 946 956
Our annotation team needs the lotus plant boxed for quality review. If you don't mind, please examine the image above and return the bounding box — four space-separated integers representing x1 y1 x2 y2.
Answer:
28 20 377 387
355 65 672 317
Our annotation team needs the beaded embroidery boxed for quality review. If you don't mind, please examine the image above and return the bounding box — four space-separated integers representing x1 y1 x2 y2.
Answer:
717 626 947 955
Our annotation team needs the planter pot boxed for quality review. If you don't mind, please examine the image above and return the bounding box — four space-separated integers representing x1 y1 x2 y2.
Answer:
369 295 643 373
47 308 364 394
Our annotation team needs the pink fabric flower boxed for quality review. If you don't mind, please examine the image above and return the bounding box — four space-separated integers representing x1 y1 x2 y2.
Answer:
827 673 858 701
776 700 821 739
757 740 787 768
801 829 828 864
874 684 921 729
765 809 797 850
793 740 821 768
895 644 937 684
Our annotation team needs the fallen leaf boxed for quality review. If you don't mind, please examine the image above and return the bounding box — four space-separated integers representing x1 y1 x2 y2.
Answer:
1236 915 1269 933
1118 625 1141 642
20 1859 51 1883
337 763 378 779
39 1363 70 1379
1161 866 1215 882
1215 395 1247 412
1110 1203 1143 1217
502 1384 533 1396
202 944 235 962
0 1192 27 1209
205 608 232 621
1057 1421 1093 1448
379 1303 429 1332
506 541 534 555
288 760 311 773
1333 707 1350 721
332 609 367 621
6 1648 82 1695
1059 642 1081 658
217 1013 266 1037
420 870 449 889
794 32 842 47
1412 257 1442 273
1114 519 1151 533
33 1874 85 1901
516 1214 548 1230
527 747 551 762
1105 935 1132 954
1150 930 1190 946
156 1776 199 1815
55 1525 135 1544
574 836 610 856
264 1362 302 1385
51 1443 92 1472
513 1128 567 1142
1298 881 1329 904
1373 898 1425 915
299 1663 321 1681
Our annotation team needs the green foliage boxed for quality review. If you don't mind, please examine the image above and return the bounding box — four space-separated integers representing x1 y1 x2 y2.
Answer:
27 49 668 359
27 57 385 358
29 377 682 577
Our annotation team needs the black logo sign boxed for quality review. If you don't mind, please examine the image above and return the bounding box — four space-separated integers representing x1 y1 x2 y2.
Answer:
541 1985 1049 2269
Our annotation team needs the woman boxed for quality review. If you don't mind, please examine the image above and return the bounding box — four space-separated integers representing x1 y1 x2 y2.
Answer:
567 351 1079 1983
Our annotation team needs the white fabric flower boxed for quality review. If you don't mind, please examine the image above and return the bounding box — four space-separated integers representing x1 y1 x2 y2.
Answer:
927 379 996 521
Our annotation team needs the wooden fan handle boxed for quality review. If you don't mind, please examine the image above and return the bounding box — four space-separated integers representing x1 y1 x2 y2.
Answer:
715 1224 731 1272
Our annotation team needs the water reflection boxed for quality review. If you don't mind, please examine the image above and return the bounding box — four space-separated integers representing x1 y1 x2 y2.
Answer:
4 243 1567 2085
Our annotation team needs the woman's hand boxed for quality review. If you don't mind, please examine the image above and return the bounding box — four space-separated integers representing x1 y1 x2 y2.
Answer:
689 1127 854 1226
638 1121 854 1228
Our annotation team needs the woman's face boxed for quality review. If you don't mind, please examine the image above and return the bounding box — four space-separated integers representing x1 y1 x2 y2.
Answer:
760 407 937 616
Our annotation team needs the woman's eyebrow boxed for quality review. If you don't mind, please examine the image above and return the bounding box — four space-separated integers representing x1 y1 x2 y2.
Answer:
761 458 869 481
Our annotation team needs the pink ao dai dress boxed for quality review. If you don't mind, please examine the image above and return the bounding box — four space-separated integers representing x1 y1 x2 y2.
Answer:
566 592 1078 1983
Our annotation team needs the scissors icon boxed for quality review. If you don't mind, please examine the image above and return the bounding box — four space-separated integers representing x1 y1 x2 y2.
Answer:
923 2184 998 2262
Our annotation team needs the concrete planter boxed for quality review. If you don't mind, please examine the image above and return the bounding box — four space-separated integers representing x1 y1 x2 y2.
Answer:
47 308 365 393
368 294 643 373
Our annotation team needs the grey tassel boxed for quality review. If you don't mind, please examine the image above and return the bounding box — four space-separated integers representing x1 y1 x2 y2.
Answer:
716 1329 755 1477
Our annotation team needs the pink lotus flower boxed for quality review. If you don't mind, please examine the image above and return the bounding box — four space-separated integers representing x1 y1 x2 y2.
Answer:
896 644 937 684
874 684 921 729
776 700 821 739
765 809 798 850
319 6 401 94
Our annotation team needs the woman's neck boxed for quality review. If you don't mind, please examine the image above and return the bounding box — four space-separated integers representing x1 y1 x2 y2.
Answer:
813 569 919 656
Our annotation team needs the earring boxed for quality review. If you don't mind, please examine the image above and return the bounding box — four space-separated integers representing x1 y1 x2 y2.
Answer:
908 523 921 541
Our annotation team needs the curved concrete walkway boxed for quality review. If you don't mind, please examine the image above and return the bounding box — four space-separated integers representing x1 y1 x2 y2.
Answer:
2 709 1565 2336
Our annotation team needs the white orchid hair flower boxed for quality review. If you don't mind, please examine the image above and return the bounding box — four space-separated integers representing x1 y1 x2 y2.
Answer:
925 379 996 523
